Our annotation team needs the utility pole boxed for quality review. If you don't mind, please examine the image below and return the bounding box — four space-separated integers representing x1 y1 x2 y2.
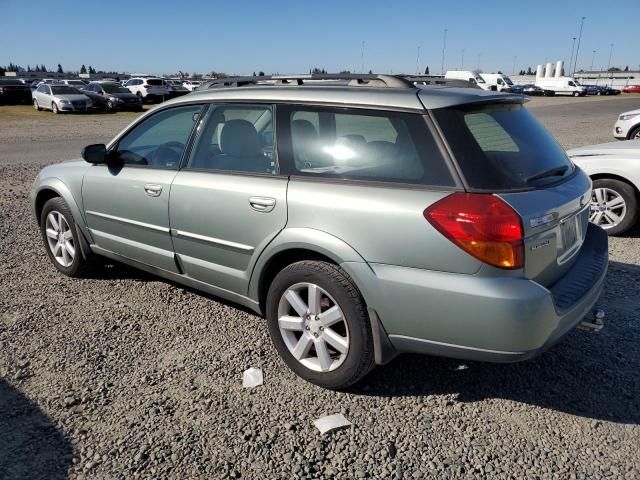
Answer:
590 50 596 71
461 49 465 69
477 52 482 71
416 46 420 75
607 43 614 73
573 16 586 75
569 37 576 76
361 41 365 74
512 56 517 75
440 28 447 75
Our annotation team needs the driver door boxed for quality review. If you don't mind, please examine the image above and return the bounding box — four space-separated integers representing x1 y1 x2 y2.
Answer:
82 104 204 272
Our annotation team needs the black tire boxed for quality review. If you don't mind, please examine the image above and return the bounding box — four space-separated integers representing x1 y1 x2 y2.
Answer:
106 100 114 112
33 98 41 111
573 91 579 97
40 197 97 277
52 102 59 114
591 179 638 236
628 125 640 141
266 260 374 389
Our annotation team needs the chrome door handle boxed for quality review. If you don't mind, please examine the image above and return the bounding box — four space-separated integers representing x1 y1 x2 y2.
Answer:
144 184 162 197
249 196 276 212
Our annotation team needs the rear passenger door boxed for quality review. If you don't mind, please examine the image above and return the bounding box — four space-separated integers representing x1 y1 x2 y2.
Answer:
169 103 288 295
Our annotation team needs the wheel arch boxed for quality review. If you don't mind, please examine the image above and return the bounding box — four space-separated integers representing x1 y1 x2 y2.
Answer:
33 179 88 232
590 173 640 198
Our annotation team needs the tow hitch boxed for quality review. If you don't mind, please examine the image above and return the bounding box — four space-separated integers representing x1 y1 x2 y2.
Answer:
577 309 605 332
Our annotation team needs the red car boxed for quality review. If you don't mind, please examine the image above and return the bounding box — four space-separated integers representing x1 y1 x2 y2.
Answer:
623 85 640 94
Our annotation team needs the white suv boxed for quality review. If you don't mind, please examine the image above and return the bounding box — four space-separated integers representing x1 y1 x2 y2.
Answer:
614 109 640 140
125 77 169 102
182 80 202 91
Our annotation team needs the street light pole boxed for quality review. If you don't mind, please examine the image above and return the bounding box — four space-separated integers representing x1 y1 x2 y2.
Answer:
590 50 596 71
361 41 365 74
416 46 420 75
607 43 614 73
440 28 447 75
512 55 517 75
477 52 482 71
569 37 576 76
573 16 586 75
461 49 465 69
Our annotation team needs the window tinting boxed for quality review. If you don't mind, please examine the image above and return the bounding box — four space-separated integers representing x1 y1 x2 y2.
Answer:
279 106 455 186
187 104 275 174
51 86 79 95
432 103 574 190
147 79 163 86
113 105 202 169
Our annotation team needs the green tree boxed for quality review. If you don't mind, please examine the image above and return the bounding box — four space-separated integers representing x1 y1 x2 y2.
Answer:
258 71 265 76
57 64 63 73
80 64 87 74
424 66 430 75
624 65 629 72
89 66 96 74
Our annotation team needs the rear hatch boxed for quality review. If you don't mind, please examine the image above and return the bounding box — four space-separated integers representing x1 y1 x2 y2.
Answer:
430 100 591 287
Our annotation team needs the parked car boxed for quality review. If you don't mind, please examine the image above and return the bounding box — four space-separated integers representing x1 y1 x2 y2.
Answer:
59 79 89 89
124 77 169 102
182 80 202 91
536 77 586 96
445 70 496 91
613 108 640 140
32 84 93 113
164 80 190 98
82 82 143 112
0 78 33 104
568 140 640 235
30 74 607 388
521 84 552 96
479 73 517 92
623 85 640 94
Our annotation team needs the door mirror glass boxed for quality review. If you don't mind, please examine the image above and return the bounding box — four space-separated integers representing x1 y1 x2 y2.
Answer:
82 143 107 164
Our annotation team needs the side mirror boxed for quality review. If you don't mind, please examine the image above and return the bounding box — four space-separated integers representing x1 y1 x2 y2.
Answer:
82 143 107 164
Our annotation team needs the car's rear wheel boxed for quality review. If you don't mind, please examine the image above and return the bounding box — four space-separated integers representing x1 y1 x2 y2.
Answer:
628 125 640 140
590 179 638 235
266 260 374 389
52 102 59 114
33 99 40 111
40 197 96 277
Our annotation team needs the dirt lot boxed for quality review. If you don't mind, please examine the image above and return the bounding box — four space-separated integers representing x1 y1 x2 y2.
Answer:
1 95 640 480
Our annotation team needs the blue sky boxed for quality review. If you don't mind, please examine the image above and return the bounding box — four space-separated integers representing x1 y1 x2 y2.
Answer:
1 0 637 75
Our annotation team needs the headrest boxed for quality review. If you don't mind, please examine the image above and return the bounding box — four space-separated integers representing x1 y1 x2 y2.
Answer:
219 119 261 157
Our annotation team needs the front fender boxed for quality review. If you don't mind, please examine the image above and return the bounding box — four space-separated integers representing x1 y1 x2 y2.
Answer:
247 227 368 301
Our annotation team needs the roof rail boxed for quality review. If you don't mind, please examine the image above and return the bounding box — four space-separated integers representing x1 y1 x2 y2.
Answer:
402 75 482 89
200 74 415 90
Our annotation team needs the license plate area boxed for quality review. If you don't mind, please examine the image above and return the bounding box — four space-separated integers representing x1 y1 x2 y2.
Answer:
561 216 578 249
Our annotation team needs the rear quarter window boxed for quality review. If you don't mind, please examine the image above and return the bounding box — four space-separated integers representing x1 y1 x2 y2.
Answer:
433 103 574 191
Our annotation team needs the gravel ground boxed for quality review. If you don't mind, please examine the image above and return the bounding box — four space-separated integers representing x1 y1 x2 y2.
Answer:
1 97 639 480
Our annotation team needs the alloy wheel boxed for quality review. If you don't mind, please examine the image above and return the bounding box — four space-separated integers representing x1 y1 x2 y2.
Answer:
590 187 627 230
45 210 75 267
277 282 349 372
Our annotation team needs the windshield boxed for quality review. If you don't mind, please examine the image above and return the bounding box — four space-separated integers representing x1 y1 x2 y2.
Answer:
433 103 574 191
51 86 80 95
504 76 514 86
102 84 130 93
0 80 24 86
475 76 486 83
147 79 163 86
67 81 85 86
574 80 582 86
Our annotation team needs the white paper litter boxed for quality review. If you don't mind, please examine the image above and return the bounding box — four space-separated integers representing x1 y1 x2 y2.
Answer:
313 414 352 434
242 367 263 388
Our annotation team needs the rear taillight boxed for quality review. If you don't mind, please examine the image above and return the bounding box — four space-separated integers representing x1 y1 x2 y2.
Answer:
424 193 524 269
144 85 152 89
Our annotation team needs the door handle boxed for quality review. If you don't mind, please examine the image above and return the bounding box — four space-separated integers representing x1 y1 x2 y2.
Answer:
144 184 163 197
249 196 276 212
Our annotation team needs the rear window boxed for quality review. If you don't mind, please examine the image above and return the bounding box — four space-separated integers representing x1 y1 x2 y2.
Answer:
433 103 573 190
147 79 163 86
278 105 455 187
0 80 24 86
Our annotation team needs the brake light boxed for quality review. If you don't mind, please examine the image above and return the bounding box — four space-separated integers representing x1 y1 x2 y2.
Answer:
424 193 524 269
144 85 152 89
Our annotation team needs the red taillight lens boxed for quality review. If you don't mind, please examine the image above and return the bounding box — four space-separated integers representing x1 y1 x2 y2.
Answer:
424 193 524 269
144 85 152 89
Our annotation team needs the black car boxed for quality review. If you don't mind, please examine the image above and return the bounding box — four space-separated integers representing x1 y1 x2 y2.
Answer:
521 84 554 96
0 79 32 104
83 82 143 112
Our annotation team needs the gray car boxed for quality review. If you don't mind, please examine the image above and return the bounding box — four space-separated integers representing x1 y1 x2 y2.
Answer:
33 84 93 113
31 74 608 388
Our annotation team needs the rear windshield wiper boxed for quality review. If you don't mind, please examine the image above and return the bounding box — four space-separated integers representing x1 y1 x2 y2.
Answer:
525 165 569 183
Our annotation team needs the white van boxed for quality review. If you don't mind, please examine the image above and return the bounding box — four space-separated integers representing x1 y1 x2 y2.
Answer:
479 73 516 92
445 70 495 91
535 77 586 96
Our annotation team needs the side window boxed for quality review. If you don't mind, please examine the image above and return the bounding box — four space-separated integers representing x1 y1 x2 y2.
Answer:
497 79 504 85
568 81 575 87
45 86 51 94
187 104 275 175
112 105 203 169
278 106 455 186
37 85 45 93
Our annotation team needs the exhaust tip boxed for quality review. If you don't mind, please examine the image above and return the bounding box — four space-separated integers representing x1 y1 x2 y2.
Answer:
577 309 605 332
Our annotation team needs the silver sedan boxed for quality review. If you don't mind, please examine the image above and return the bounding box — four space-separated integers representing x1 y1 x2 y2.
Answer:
33 83 93 113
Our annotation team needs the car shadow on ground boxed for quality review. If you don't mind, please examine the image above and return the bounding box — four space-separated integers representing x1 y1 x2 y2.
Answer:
0 380 72 480
351 260 640 425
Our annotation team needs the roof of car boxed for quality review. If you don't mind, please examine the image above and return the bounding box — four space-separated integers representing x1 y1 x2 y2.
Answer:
165 82 525 111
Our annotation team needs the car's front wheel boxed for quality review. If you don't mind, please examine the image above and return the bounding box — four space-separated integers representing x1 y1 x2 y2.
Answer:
40 197 96 277
590 179 638 235
266 261 374 389
628 125 640 140
33 98 41 111
106 100 114 112
52 102 59 114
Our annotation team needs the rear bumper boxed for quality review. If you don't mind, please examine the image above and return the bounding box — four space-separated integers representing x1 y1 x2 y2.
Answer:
343 223 608 364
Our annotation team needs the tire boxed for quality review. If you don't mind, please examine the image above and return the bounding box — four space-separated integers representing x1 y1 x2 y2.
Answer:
136 91 144 103
590 179 638 236
266 260 374 389
40 197 97 277
573 91 579 97
628 125 640 141
106 100 114 112
33 98 40 111
52 102 59 114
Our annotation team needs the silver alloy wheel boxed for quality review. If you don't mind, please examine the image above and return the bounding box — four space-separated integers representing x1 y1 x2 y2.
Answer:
590 187 627 230
277 282 349 373
33 99 39 111
45 210 76 267
634 129 640 140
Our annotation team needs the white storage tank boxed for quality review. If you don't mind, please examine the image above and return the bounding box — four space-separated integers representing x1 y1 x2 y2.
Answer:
545 62 553 78
536 65 544 79
555 61 563 78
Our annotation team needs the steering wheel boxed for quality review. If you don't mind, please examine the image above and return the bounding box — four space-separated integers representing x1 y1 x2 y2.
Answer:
150 141 185 167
